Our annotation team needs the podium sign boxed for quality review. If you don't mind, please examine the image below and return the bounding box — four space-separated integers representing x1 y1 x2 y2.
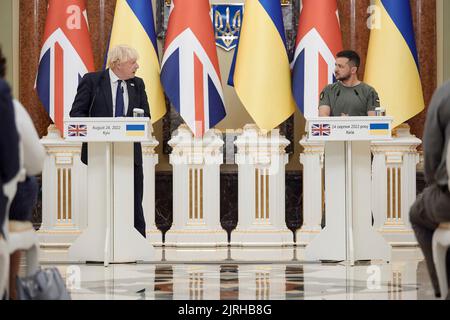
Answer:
304 116 393 264
306 116 392 141
64 117 152 142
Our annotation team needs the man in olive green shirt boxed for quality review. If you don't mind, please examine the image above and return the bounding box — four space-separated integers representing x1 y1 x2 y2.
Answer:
318 50 380 117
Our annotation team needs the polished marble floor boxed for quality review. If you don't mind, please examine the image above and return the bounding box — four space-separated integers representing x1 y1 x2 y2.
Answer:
32 247 441 300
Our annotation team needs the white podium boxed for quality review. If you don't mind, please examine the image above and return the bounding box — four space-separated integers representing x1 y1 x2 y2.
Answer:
304 117 393 264
64 117 155 266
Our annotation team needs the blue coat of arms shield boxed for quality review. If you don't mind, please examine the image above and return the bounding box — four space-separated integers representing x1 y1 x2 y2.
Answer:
211 4 244 51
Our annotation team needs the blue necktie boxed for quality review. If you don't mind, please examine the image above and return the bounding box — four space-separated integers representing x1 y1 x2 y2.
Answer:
115 79 124 117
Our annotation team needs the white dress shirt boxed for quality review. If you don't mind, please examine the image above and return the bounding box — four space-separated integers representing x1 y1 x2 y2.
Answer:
109 69 129 116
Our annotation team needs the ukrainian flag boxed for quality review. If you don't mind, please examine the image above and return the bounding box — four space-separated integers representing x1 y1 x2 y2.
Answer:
229 0 296 131
364 0 424 128
108 0 166 123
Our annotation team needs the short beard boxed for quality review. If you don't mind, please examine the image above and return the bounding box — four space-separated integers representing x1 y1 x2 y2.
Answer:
336 73 351 82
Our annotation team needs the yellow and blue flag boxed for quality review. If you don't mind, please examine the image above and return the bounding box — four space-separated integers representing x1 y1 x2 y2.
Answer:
364 0 424 128
108 0 166 123
228 0 296 131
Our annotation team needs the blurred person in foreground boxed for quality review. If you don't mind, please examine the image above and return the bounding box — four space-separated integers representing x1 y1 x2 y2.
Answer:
0 47 45 299
409 80 450 299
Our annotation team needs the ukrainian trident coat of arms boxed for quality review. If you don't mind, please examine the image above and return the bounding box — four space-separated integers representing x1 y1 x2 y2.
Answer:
211 4 244 51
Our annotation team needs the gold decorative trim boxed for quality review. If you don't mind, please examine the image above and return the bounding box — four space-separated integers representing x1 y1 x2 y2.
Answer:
200 168 203 220
387 167 391 220
255 168 259 219
265 170 269 220
386 166 403 223
260 169 264 220
165 229 226 234
194 168 198 220
232 229 292 234
57 168 61 220
53 223 76 227
398 169 402 219
46 149 82 154
68 169 72 220
392 167 396 220
37 229 81 234
188 167 204 223
63 168 67 220
189 168 193 220
379 229 414 233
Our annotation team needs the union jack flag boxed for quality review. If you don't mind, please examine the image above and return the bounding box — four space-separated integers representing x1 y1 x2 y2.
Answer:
35 0 94 135
160 0 226 137
68 124 87 137
311 123 331 136
292 0 343 118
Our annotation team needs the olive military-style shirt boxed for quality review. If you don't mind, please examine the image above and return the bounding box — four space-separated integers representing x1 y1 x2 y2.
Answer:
319 81 380 116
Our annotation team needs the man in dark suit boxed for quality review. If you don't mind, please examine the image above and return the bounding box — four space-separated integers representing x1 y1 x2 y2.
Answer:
0 79 20 237
70 45 150 238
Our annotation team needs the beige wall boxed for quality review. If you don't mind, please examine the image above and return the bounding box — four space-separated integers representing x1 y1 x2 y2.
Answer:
0 0 16 94
444 0 450 82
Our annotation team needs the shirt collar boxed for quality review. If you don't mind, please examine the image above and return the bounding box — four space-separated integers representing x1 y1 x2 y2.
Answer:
338 80 362 89
109 69 121 83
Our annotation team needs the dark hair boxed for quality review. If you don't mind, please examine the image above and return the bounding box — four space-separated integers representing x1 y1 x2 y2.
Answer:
336 50 360 69
0 46 6 78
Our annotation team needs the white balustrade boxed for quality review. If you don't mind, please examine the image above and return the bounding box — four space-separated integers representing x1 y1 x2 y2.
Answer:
165 125 227 247
296 136 324 245
39 125 87 247
371 125 421 245
231 124 292 246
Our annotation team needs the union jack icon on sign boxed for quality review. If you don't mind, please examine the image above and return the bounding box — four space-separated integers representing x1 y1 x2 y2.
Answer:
68 124 87 137
311 123 331 136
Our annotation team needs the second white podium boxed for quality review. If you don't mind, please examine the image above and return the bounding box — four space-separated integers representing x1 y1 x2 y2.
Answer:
304 117 393 264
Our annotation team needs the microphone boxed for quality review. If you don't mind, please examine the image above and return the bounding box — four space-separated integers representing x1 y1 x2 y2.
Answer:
372 91 379 107
336 90 341 97
88 72 105 117
354 89 365 105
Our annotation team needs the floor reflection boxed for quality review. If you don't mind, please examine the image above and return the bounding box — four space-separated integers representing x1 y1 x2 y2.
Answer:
154 265 173 300
50 262 437 300
38 248 439 300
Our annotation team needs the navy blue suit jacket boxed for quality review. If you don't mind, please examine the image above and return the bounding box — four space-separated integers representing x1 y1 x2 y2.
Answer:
69 69 151 165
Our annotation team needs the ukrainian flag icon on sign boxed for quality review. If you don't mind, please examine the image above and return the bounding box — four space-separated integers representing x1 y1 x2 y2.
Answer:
369 123 390 136
126 124 145 137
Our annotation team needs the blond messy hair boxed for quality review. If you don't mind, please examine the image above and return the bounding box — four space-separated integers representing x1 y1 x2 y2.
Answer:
107 45 139 69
